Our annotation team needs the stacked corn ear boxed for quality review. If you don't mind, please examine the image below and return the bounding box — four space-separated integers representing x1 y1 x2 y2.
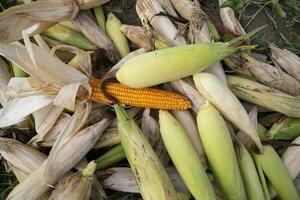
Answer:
95 144 126 170
49 161 97 200
197 102 247 200
267 117 300 140
253 145 299 199
114 105 179 200
227 75 300 117
194 73 262 152
159 110 216 200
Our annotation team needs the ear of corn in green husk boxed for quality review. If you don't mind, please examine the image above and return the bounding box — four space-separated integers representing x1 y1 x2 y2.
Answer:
267 117 300 140
120 25 152 51
159 110 216 200
282 136 300 179
76 0 110 10
11 63 28 77
136 0 187 46
117 27 261 88
197 102 247 200
94 6 106 32
59 21 81 32
94 128 121 148
194 73 262 152
72 12 121 63
49 161 96 200
43 24 95 50
106 13 130 58
95 144 126 170
235 143 265 200
269 43 300 82
99 167 189 193
227 75 300 118
253 145 299 200
114 105 179 200
257 123 268 140
171 110 207 167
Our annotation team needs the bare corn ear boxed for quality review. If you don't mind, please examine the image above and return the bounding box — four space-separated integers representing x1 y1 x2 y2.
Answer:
197 103 247 200
193 73 263 152
159 110 216 200
114 105 179 200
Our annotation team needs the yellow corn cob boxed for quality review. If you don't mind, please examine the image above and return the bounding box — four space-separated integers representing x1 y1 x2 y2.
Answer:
88 78 191 110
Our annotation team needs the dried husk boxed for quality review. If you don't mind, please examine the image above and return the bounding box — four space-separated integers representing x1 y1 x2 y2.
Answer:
120 25 152 50
168 0 193 20
157 0 178 16
0 57 11 107
282 136 300 179
76 0 110 10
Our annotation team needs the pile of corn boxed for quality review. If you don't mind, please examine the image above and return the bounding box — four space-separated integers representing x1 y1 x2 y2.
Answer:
0 0 299 200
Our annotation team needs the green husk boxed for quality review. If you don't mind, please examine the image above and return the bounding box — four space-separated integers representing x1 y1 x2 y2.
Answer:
94 128 121 148
227 75 300 117
59 21 81 32
106 12 130 58
114 105 179 200
267 117 300 140
43 24 95 50
11 63 28 77
197 103 246 200
94 6 106 32
253 145 299 200
95 144 126 170
159 110 216 200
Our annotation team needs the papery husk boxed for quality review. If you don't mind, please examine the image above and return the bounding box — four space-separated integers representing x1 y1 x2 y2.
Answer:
115 105 179 200
282 136 300 179
106 12 130 58
160 110 216 200
0 57 11 107
99 167 189 193
227 75 300 118
171 110 206 166
136 0 187 46
197 103 247 200
0 0 78 42
59 21 81 32
194 73 262 152
120 25 152 50
76 0 110 10
168 0 193 20
72 12 121 63
95 144 126 170
49 161 96 200
269 43 300 82
157 0 178 16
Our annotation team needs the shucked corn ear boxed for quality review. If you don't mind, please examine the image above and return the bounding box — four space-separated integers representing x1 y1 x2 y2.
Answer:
197 103 247 200
114 105 179 200
43 24 95 50
88 78 191 110
49 161 96 200
117 43 237 88
227 75 300 117
268 117 300 140
253 145 299 200
193 73 263 152
159 111 216 200
106 13 130 58
235 144 265 200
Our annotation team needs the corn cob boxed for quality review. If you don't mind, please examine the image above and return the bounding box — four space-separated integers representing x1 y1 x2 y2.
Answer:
88 78 191 110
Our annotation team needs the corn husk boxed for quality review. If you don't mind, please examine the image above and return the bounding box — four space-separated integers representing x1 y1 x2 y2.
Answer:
76 0 110 10
94 128 121 148
236 144 265 200
59 21 81 32
106 13 130 58
157 0 178 16
253 145 299 200
159 110 216 200
94 6 106 32
282 136 300 179
120 25 152 50
269 43 300 82
227 75 300 117
99 167 189 193
197 103 247 200
114 105 179 200
95 144 126 170
117 43 237 88
194 73 262 152
0 57 11 107
171 110 206 166
136 0 187 46
260 112 284 127
11 63 28 77
90 178 107 200
0 0 78 42
72 12 121 63
168 0 193 20
268 117 300 140
49 161 96 200
169 79 206 113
